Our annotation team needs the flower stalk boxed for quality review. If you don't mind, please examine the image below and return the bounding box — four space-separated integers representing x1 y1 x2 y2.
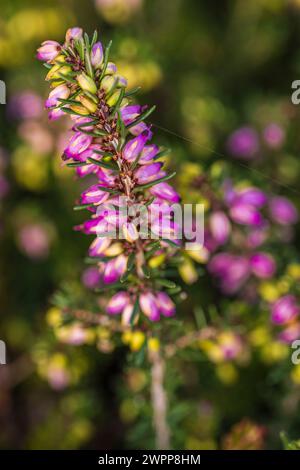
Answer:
38 27 182 326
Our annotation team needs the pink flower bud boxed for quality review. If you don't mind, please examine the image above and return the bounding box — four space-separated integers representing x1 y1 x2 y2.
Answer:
135 162 163 184
279 323 300 343
89 237 111 257
48 107 66 120
91 42 104 68
269 196 298 225
139 292 160 321
103 254 127 284
209 211 231 244
122 222 139 243
81 185 110 205
123 133 149 162
149 182 180 203
37 40 61 62
237 188 267 208
139 144 159 164
64 132 93 158
106 62 117 74
65 27 83 43
271 295 299 325
157 292 175 317
45 84 70 108
230 202 262 226
107 291 130 315
250 252 276 279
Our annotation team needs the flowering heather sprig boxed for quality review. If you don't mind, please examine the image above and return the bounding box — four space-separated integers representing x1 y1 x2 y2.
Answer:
38 27 182 325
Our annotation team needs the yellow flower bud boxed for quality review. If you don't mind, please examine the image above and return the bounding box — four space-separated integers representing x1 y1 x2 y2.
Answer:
249 327 270 347
148 254 165 269
259 282 280 302
260 341 289 364
122 330 132 345
291 365 300 384
70 104 91 116
77 73 97 94
288 263 300 279
186 245 209 264
130 331 145 352
107 89 122 107
46 64 72 81
148 337 160 353
216 363 238 385
101 75 116 93
178 258 198 284
104 243 123 257
46 307 62 327
78 95 98 113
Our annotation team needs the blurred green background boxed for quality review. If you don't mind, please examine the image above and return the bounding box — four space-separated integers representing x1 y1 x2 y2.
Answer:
1 0 300 450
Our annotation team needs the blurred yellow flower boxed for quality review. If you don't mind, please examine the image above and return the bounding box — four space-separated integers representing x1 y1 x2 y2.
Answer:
216 363 238 385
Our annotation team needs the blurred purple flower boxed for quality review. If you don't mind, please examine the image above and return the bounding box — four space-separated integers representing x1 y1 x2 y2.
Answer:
81 267 101 289
263 123 285 150
227 127 259 159
17 224 51 260
208 253 250 294
271 295 299 325
249 252 276 279
8 91 43 120
269 196 298 225
209 211 231 245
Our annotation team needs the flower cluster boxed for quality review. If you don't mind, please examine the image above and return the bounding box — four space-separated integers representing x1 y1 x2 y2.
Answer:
38 27 182 325
188 174 298 296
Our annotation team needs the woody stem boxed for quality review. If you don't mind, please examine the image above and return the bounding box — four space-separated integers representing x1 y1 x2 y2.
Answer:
149 350 171 449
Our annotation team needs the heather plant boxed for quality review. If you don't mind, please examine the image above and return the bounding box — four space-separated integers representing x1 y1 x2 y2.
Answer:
37 27 196 448
37 25 300 450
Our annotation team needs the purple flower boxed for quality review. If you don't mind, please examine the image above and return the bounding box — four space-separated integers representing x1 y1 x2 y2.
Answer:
135 162 162 184
227 126 259 159
81 267 101 289
249 252 276 279
208 253 250 294
65 27 83 43
139 144 159 164
157 292 175 317
246 226 269 249
37 40 61 62
236 188 267 208
45 84 70 108
263 123 285 150
17 224 51 260
149 182 180 202
123 133 149 162
8 91 43 120
279 323 300 343
48 107 66 120
103 254 127 284
271 295 299 325
120 104 149 135
139 292 160 321
269 196 298 225
64 132 93 159
230 202 262 226
88 237 111 257
81 185 110 205
107 291 130 315
209 211 231 245
121 105 143 125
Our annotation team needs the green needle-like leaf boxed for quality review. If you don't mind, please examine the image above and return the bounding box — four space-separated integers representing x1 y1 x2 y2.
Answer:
133 172 176 192
126 105 156 129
